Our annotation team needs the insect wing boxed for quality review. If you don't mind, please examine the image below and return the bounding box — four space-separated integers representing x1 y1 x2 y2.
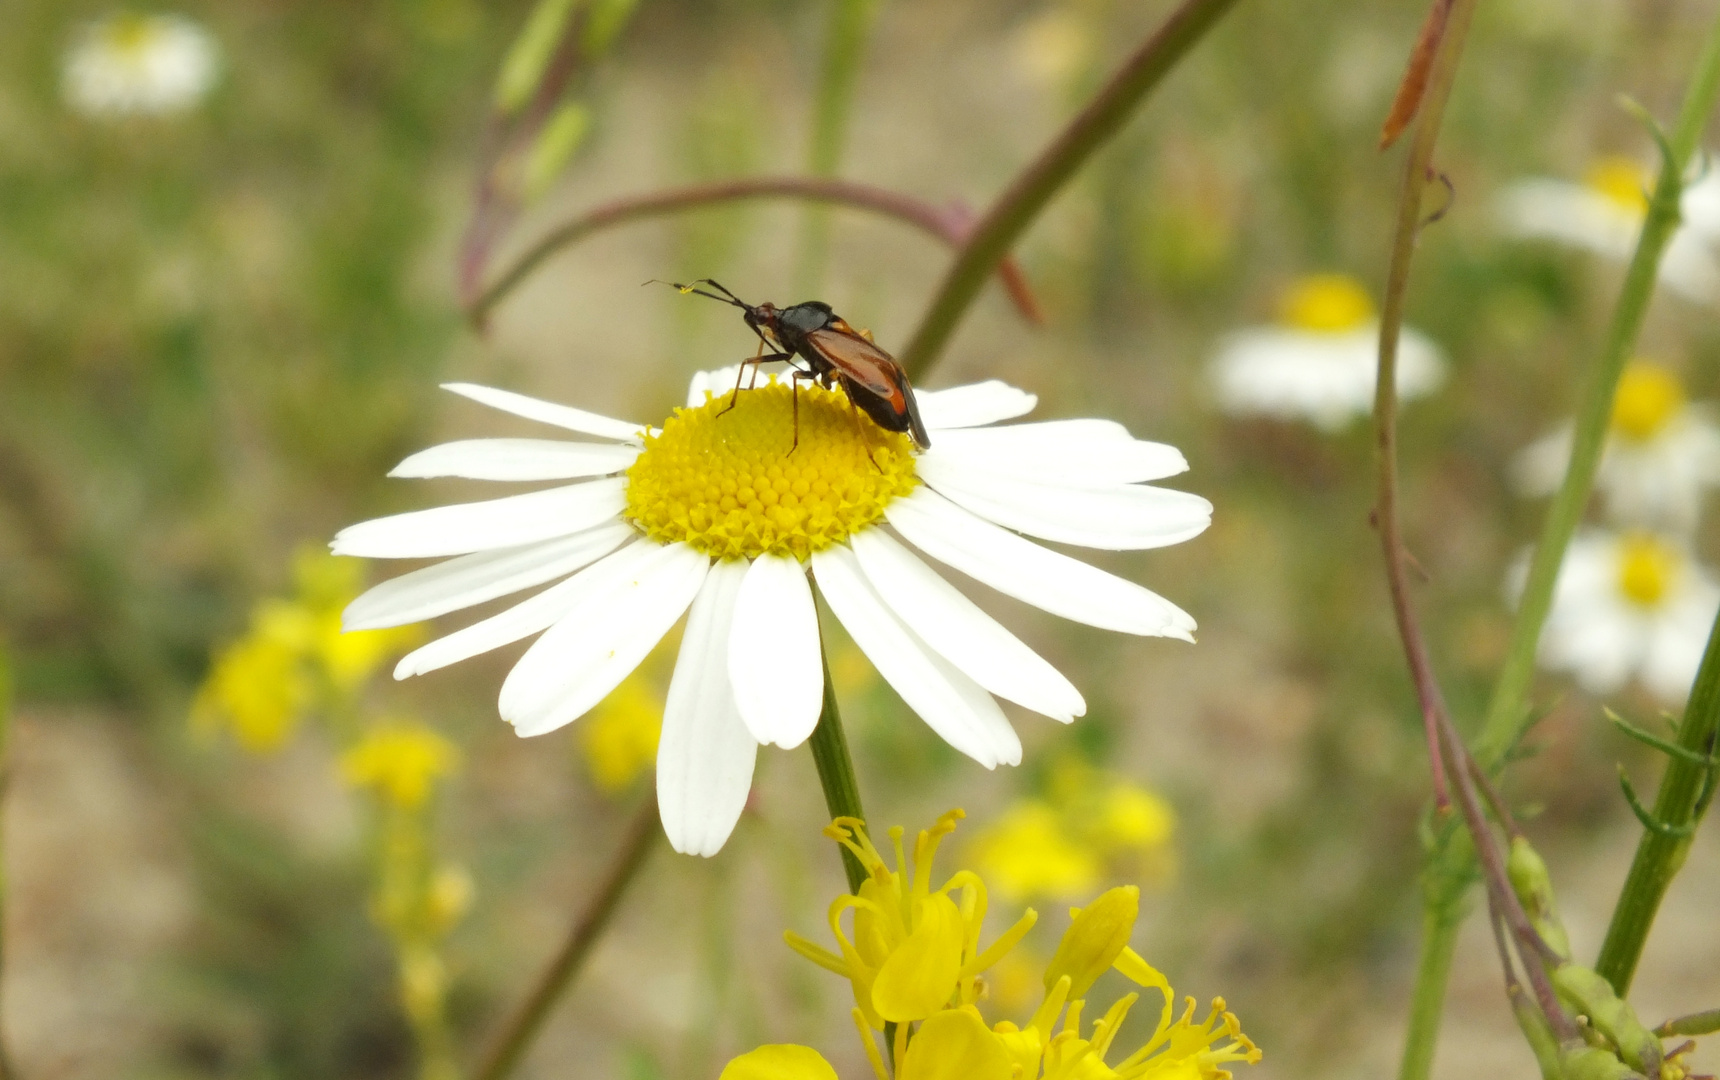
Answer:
805 327 930 449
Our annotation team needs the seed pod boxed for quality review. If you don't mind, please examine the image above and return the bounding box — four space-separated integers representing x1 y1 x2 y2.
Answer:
1507 836 1572 960
1553 964 1662 1076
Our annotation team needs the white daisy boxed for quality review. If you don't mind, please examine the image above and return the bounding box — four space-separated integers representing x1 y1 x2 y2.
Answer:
1515 360 1720 535
63 13 219 118
332 373 1210 856
1209 273 1446 431
1521 530 1720 702
1496 155 1720 304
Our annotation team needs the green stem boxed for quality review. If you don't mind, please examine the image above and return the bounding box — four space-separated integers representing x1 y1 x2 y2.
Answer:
0 643 13 1080
1595 604 1720 992
1399 904 1464 1080
1475 13 1720 768
473 796 660 1080
897 0 1244 378
796 0 881 293
807 639 868 893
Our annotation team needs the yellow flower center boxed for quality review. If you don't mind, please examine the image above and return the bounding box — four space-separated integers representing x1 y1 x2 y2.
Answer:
1276 274 1376 333
103 15 167 59
1616 534 1679 609
1585 156 1651 214
623 380 918 562
1610 362 1685 442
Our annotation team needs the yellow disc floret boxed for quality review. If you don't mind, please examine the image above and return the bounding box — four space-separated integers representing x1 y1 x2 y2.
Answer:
1610 361 1685 442
1616 533 1679 609
624 379 918 562
1277 273 1376 333
1586 156 1651 215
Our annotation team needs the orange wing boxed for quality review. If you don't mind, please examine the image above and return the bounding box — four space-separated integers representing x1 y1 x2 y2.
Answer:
805 326 908 409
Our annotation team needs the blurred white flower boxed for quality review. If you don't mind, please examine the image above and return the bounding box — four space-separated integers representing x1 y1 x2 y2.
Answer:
1520 530 1720 702
334 373 1208 857
1496 155 1720 304
1209 273 1446 431
1515 360 1720 535
63 13 218 118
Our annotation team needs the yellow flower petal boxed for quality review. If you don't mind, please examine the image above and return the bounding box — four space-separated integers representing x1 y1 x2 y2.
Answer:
720 1045 840 1080
898 1008 1015 1080
1044 886 1140 998
872 892 966 1022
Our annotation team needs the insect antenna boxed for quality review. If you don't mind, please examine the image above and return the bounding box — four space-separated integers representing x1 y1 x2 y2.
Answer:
643 278 752 310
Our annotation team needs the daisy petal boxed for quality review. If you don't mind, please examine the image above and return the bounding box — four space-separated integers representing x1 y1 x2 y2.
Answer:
392 538 651 678
916 381 1038 430
343 523 634 631
918 457 1211 551
687 363 794 408
924 420 1188 487
812 544 1021 768
389 438 640 481
443 382 650 442
850 529 1084 723
659 560 758 857
886 487 1196 640
330 478 627 558
729 553 824 748
501 542 710 737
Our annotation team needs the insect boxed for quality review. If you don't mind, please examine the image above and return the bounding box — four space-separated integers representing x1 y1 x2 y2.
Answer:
661 279 930 450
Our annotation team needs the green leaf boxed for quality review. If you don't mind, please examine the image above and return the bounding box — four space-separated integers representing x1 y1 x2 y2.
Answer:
495 0 582 115
521 101 592 201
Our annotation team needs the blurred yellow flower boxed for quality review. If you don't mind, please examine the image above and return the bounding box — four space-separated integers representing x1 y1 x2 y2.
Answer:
970 762 1177 902
1276 273 1375 333
193 546 422 752
579 670 662 792
741 856 1261 1080
341 721 461 808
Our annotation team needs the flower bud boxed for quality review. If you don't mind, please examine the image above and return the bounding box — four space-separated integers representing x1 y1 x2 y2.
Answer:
1043 886 1138 998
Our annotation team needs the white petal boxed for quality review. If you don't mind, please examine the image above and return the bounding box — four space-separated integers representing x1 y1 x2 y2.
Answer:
924 420 1188 487
658 560 758 857
916 381 1038 430
389 438 640 481
850 529 1084 723
501 543 709 737
392 538 652 678
918 456 1211 551
728 553 824 748
343 523 634 631
442 382 651 442
330 478 627 558
687 363 794 408
812 544 1020 768
886 486 1196 640
1658 229 1720 303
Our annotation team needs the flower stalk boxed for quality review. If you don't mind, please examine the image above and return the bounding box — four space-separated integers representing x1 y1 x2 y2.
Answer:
807 635 869 893
796 0 882 293
898 0 1246 378
1595 606 1720 992
473 796 661 1080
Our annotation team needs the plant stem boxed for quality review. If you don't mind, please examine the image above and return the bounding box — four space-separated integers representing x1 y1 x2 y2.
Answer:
1474 13 1720 769
467 177 1041 328
897 0 1245 378
0 644 13 1080
796 0 881 293
474 796 660 1080
807 639 868 893
1595 604 1720 992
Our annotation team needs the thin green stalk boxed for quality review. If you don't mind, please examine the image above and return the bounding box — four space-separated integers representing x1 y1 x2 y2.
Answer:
807 639 868 893
1595 604 1720 992
0 643 13 1080
474 796 661 1080
897 0 1244 379
796 0 881 293
1475 15 1720 768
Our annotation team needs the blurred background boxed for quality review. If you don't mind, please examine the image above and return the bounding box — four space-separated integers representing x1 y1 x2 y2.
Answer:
4 0 1720 1076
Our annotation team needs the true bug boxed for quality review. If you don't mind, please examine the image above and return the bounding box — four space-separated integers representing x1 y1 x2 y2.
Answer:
663 279 931 450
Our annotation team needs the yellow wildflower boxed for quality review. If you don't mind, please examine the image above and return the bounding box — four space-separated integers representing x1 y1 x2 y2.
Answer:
785 810 1039 1029
191 630 310 751
341 721 461 808
579 669 662 792
968 801 1103 900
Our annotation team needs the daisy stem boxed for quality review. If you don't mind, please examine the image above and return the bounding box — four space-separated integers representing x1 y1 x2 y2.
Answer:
473 795 660 1080
896 0 1245 379
1594 609 1720 992
795 0 882 296
808 639 870 893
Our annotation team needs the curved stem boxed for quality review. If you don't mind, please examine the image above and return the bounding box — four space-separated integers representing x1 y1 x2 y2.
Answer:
468 177 1042 329
473 796 660 1080
1596 600 1720 992
896 0 1245 378
807 631 868 894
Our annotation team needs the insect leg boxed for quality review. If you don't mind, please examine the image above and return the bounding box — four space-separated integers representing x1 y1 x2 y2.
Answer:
717 350 794 418
788 368 820 453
